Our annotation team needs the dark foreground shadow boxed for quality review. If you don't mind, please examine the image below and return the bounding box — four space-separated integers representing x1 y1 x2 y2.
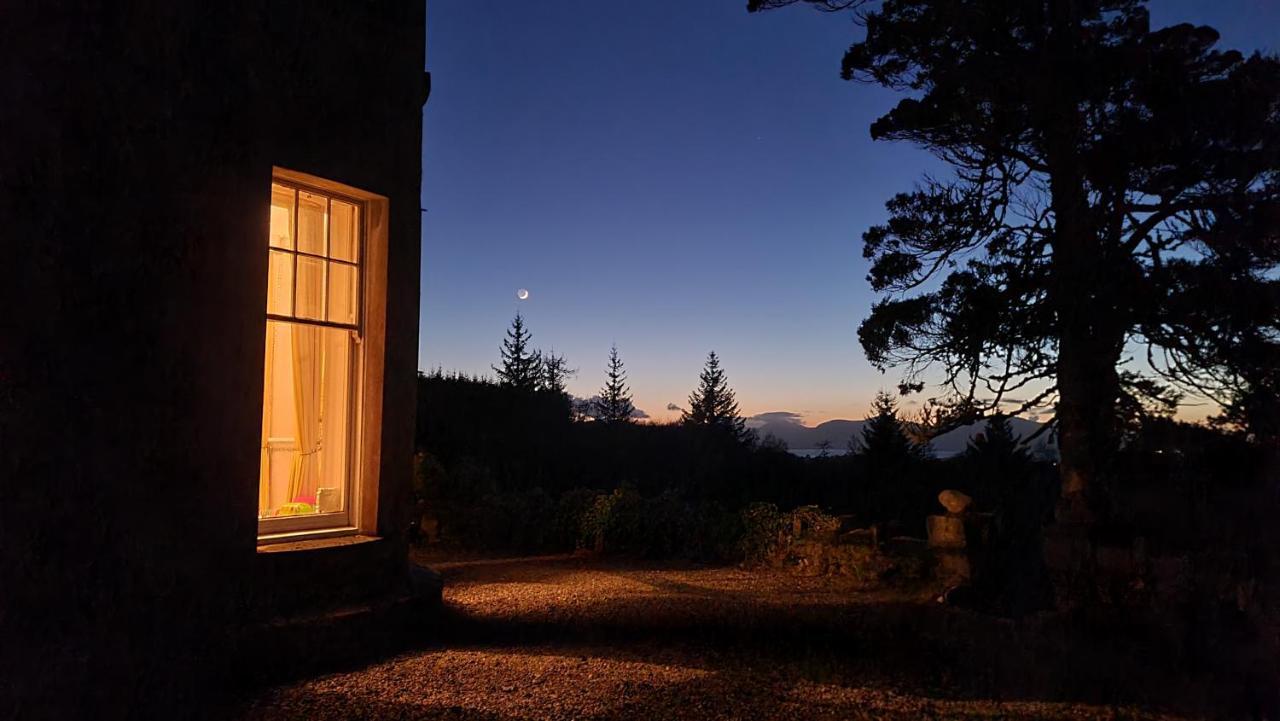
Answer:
234 556 1275 720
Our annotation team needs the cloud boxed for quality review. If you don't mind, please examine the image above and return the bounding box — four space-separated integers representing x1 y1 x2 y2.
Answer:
746 411 807 430
572 395 649 420
666 403 684 412
749 411 805 425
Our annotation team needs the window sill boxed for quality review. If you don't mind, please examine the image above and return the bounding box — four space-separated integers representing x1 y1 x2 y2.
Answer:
257 528 378 552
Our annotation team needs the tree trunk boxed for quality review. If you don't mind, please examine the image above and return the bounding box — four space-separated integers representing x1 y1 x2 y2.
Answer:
1037 0 1129 608
1041 0 1125 523
1055 318 1122 522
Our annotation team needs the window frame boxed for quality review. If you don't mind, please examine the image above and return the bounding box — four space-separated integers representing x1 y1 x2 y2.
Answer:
265 181 365 331
257 167 388 545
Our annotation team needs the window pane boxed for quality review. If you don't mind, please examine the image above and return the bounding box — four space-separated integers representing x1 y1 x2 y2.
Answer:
258 323 354 520
266 250 293 316
296 255 325 320
269 184 294 249
327 262 358 325
297 191 327 256
317 328 354 515
330 200 359 262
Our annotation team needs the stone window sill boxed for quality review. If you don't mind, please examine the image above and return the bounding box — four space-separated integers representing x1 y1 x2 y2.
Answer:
256 529 380 553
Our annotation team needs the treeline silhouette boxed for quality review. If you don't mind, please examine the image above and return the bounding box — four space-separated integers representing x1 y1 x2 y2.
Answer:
413 314 1270 572
413 315 1065 558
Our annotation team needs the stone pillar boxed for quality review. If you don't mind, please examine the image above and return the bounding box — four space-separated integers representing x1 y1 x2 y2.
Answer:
926 490 992 585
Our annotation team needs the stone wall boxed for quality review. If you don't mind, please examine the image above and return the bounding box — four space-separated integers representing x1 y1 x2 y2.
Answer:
1 3 426 717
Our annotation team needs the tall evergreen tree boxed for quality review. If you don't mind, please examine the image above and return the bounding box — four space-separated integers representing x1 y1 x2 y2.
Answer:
752 0 1280 522
854 390 923 523
492 313 542 392
855 391 922 463
966 412 1033 510
541 349 575 397
595 344 636 424
966 413 1029 463
683 351 746 438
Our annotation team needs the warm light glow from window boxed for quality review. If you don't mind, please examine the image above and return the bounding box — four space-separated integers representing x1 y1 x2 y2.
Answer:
259 180 363 527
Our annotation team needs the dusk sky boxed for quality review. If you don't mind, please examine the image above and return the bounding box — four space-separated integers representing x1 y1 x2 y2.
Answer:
420 0 1280 425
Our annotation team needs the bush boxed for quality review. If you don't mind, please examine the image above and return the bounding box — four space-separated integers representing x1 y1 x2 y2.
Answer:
738 503 785 564
693 504 745 563
550 487 600 551
737 503 842 567
579 488 699 557
423 483 847 568
434 488 556 551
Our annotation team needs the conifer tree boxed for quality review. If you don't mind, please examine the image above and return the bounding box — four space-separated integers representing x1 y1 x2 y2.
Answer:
683 351 746 438
966 412 1033 511
856 391 921 463
966 413 1030 464
541 350 575 397
854 390 923 523
492 313 542 392
595 344 635 424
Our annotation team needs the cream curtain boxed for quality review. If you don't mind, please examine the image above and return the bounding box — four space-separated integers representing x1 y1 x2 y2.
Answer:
289 323 324 502
258 326 276 513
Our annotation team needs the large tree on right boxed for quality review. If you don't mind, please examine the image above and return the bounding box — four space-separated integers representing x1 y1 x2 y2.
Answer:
758 0 1280 519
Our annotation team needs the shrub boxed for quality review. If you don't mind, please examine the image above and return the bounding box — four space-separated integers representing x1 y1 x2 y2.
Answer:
433 488 557 551
693 504 745 563
787 505 841 541
581 488 664 556
738 503 785 564
427 484 844 567
579 488 623 551
738 503 842 566
577 488 708 558
550 487 600 551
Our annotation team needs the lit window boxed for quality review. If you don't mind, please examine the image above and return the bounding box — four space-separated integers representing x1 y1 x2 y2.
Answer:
258 178 364 535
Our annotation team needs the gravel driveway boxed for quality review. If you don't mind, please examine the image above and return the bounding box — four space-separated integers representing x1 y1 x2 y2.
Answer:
238 553 1207 720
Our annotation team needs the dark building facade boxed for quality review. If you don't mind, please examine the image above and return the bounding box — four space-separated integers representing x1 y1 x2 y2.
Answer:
2 2 428 716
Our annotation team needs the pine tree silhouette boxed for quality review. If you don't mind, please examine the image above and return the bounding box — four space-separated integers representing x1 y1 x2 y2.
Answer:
965 412 1031 511
966 413 1028 463
541 349 575 396
595 344 635 424
854 390 923 523
856 391 920 461
683 351 746 438
492 313 542 392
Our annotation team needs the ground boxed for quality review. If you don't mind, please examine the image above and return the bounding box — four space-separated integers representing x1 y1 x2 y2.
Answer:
238 553 1211 720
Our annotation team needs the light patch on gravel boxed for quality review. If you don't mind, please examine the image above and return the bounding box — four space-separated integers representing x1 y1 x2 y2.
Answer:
238 554 1207 721
245 647 712 721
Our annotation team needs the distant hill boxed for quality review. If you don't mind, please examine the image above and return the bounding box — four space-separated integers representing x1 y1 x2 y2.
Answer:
748 413 1054 458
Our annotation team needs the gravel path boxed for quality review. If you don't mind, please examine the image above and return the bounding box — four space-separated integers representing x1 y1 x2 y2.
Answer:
238 554 1206 720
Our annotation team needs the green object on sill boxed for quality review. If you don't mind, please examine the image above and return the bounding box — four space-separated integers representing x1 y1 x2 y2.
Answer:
277 502 316 516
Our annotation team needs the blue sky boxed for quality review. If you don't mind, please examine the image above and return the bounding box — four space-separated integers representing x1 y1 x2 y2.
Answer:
420 0 1280 424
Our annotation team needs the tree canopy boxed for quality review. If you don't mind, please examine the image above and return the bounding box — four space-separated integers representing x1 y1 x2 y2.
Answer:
596 344 637 424
493 313 542 392
541 350 575 397
856 390 923 462
683 351 748 438
854 390 926 523
754 0 1280 516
